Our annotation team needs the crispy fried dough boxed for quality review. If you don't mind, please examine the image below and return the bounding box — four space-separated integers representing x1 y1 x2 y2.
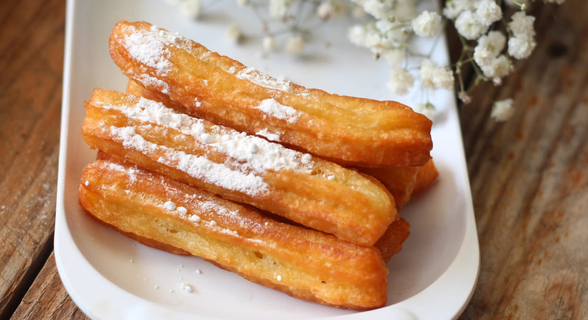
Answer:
79 160 389 310
82 89 396 246
358 166 419 211
413 159 439 195
375 218 411 263
109 21 433 167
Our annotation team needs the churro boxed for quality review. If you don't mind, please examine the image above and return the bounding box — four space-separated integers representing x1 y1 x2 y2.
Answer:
109 20 433 167
79 160 389 310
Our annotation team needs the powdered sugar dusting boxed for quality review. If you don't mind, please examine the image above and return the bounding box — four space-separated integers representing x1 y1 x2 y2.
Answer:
106 125 269 196
95 97 314 175
256 129 281 142
236 67 293 93
101 161 139 182
255 99 300 123
123 26 172 75
136 74 169 94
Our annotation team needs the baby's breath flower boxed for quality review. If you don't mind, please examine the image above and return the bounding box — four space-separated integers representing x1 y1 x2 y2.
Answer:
354 0 417 20
317 1 336 20
225 25 243 44
411 11 442 38
474 31 506 66
480 54 511 78
387 66 414 95
491 98 514 121
237 0 249 7
262 36 276 51
180 0 203 20
270 0 291 19
383 48 405 66
443 0 471 19
286 35 305 55
509 11 535 39
476 0 502 26
458 91 472 104
317 1 345 20
415 102 436 120
508 36 536 59
348 20 405 55
455 10 489 40
420 59 454 90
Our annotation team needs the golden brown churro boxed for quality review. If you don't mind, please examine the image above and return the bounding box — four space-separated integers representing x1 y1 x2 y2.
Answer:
79 160 389 310
109 20 433 167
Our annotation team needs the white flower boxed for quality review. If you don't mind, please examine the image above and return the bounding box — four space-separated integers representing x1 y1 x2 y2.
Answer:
458 91 472 104
491 98 514 121
387 67 414 95
474 31 506 66
443 0 473 19
180 0 202 20
415 103 436 120
286 35 305 55
225 25 242 44
509 11 535 39
412 11 442 38
318 1 336 20
354 0 417 20
455 10 489 40
348 20 405 55
237 0 248 7
317 1 345 20
270 0 291 19
476 0 502 26
383 48 405 66
359 0 391 19
262 36 276 51
420 59 454 90
508 36 536 59
480 54 511 78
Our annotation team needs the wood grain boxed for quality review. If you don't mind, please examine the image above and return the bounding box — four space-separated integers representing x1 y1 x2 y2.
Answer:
459 2 588 319
0 0 65 318
9 254 89 320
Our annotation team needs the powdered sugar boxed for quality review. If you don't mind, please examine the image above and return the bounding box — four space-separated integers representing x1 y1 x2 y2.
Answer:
256 129 281 142
95 97 314 176
255 99 301 123
106 125 269 196
236 67 293 93
136 74 169 94
123 27 172 75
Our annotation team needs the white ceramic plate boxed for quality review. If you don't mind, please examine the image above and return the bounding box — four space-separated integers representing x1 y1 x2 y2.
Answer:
55 0 479 319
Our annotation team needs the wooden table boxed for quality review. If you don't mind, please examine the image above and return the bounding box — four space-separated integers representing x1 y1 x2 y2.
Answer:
1 0 586 319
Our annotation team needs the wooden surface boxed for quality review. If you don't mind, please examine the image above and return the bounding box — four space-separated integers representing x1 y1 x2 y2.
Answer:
0 0 586 319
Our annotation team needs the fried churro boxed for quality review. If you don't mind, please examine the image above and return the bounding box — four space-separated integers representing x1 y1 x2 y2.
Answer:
79 160 389 310
109 21 433 167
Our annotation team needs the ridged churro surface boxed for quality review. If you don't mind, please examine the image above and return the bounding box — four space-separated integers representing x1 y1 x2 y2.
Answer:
109 20 433 167
82 89 397 246
79 160 389 310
